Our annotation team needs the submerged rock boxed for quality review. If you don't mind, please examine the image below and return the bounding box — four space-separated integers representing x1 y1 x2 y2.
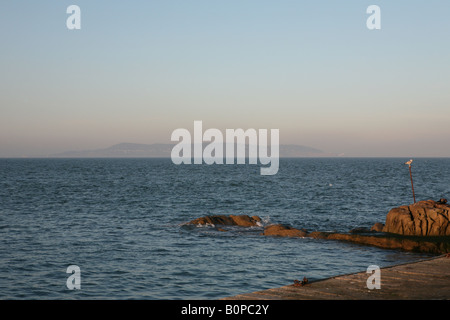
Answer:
187 215 262 227
262 224 308 237
383 200 450 236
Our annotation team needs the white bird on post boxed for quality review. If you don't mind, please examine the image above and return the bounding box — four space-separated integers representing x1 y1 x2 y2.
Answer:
405 159 416 203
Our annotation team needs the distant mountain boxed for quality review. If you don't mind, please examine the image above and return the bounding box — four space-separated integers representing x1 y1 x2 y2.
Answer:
51 143 337 158
51 143 173 158
278 144 330 157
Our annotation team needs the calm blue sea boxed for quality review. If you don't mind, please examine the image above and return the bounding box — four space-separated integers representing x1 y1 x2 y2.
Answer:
0 158 448 299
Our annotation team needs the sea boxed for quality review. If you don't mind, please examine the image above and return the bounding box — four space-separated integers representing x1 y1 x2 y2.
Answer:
0 158 448 300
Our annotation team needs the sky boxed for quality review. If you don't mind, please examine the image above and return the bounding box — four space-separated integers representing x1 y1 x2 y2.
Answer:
1 1 449 157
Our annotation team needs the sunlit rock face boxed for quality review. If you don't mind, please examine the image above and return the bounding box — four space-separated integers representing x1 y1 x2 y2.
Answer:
383 200 450 236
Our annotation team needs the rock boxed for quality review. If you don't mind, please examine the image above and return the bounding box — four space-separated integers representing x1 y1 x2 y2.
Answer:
383 200 450 236
350 227 372 234
185 211 450 253
229 215 262 227
262 224 308 237
307 231 450 254
187 215 262 227
371 222 385 232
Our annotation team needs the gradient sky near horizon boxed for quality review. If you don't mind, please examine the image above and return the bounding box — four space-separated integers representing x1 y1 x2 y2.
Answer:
1 1 449 157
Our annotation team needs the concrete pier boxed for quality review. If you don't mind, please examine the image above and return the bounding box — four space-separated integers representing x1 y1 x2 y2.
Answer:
224 255 450 300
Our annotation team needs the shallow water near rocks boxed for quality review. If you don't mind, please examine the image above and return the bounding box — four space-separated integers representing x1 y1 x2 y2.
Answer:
1 158 447 299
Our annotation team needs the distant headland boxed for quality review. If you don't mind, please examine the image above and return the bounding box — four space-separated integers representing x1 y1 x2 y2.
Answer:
49 143 340 158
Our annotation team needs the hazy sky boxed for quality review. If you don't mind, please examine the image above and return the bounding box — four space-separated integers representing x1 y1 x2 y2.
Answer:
1 1 449 157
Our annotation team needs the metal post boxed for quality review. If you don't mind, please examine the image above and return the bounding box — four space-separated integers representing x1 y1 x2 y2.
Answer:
405 159 416 204
409 165 416 203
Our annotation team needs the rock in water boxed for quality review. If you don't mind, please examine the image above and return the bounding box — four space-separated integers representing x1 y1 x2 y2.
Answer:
262 224 308 237
370 222 385 232
383 200 450 236
349 227 372 234
229 215 262 227
187 215 262 227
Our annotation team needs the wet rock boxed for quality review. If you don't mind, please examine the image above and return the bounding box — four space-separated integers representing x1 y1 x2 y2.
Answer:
307 231 450 254
229 215 262 227
383 200 450 236
187 215 262 227
262 224 308 237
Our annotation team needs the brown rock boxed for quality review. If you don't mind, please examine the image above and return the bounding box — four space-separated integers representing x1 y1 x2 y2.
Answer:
371 222 385 232
307 231 450 254
230 215 262 227
262 224 308 237
383 200 450 236
187 215 261 227
350 227 372 234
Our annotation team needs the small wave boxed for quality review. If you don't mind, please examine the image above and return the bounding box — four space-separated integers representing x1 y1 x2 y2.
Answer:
195 223 215 228
258 216 271 226
180 222 216 228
